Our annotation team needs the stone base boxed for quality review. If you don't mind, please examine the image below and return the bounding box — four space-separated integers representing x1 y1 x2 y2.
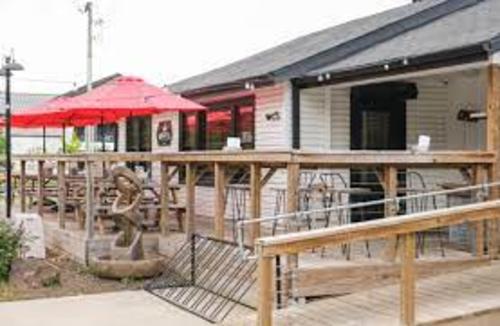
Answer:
43 220 159 264
89 256 164 279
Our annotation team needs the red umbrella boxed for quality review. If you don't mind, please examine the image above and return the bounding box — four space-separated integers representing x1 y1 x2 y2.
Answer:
9 75 206 127
9 97 102 128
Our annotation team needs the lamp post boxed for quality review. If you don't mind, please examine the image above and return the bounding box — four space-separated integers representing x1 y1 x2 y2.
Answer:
0 56 24 219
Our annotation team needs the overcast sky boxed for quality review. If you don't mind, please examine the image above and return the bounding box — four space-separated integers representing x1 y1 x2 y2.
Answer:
0 0 409 94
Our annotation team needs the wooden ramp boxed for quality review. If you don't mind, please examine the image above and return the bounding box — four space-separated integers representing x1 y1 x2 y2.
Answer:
230 262 500 325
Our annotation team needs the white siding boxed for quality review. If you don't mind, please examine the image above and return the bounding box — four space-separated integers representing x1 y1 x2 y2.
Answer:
151 111 179 182
300 87 330 150
330 88 351 150
255 83 291 149
256 83 291 217
446 69 487 150
407 79 449 150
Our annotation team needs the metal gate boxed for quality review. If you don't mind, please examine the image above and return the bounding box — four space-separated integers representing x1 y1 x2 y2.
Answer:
145 234 257 324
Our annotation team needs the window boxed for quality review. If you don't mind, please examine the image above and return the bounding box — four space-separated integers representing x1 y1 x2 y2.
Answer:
236 104 254 149
96 123 118 151
206 108 232 150
126 116 152 174
74 124 118 152
180 112 199 151
126 116 152 152
180 97 255 151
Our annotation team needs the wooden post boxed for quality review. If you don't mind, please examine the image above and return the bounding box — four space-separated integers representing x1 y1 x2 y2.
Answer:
160 162 170 236
286 163 300 214
250 163 262 243
401 232 416 326
284 163 300 305
257 249 273 326
37 160 45 216
486 64 500 259
384 166 398 217
185 163 196 239
57 161 66 229
85 160 94 239
214 162 226 239
487 64 500 160
383 165 398 261
488 164 498 259
20 160 26 213
472 165 486 257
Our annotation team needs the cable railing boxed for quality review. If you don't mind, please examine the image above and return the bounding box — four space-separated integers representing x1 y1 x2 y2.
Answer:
237 181 500 259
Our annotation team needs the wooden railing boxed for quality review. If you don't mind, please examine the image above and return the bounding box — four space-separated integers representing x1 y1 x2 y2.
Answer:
12 150 497 245
254 199 500 326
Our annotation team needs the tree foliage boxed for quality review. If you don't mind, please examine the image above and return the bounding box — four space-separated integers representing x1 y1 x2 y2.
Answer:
0 221 23 282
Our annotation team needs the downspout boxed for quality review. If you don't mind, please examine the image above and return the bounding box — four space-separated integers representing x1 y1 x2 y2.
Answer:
291 79 301 150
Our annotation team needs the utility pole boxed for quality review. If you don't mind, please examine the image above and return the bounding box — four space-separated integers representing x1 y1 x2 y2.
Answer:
84 1 94 152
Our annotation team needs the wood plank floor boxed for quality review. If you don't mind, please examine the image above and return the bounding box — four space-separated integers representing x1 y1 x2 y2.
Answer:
230 262 500 326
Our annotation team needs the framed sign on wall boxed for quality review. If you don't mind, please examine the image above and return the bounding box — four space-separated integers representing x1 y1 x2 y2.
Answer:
157 120 173 147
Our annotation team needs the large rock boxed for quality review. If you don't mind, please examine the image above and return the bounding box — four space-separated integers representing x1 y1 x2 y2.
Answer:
9 260 60 289
12 213 46 259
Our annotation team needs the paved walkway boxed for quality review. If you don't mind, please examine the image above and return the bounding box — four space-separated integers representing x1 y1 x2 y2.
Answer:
0 290 211 326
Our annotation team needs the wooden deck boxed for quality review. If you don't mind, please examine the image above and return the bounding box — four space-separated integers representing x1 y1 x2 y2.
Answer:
232 262 500 325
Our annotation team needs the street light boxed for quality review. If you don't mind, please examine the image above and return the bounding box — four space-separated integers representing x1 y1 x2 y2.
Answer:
0 56 24 219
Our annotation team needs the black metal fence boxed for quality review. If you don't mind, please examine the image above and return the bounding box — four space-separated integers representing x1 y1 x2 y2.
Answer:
145 234 257 324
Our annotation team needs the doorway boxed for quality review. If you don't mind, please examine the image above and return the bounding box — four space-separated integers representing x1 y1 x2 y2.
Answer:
350 82 417 221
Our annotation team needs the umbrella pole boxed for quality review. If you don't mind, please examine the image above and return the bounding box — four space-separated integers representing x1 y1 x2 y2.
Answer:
62 124 66 153
42 126 46 153
101 116 105 152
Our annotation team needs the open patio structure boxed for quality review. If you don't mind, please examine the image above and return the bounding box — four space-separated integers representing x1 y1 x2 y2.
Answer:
11 0 500 325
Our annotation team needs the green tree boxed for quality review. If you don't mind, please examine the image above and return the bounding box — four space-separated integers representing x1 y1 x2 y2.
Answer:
65 131 81 154
0 221 23 282
0 135 5 155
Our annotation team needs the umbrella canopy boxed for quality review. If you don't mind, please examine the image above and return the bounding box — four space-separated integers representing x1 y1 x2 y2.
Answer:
8 75 206 128
8 97 101 128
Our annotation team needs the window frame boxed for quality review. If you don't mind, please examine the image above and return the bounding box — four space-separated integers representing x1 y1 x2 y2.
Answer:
179 96 255 152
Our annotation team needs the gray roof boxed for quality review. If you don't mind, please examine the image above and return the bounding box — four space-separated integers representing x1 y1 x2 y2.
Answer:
311 0 500 75
0 92 55 113
170 0 500 94
0 74 121 114
60 73 121 98
170 0 449 93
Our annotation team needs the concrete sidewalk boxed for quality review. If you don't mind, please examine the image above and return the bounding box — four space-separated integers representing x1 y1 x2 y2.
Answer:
0 290 211 326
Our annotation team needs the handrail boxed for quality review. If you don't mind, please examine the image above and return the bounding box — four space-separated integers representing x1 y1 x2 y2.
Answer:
12 150 496 166
256 199 500 257
240 181 498 227
237 181 498 257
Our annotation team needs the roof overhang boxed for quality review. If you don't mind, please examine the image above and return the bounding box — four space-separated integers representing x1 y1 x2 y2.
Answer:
177 75 275 98
294 42 490 89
